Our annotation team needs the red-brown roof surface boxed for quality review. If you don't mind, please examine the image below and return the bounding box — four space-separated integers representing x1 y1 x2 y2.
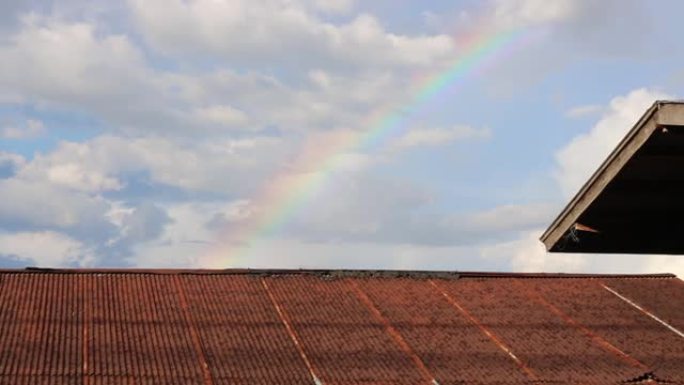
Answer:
0 269 682 384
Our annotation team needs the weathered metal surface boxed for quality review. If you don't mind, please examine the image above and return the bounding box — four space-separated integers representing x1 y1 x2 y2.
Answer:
0 270 682 384
526 278 684 383
436 278 642 383
358 278 532 384
180 275 312 384
603 277 684 332
266 275 427 385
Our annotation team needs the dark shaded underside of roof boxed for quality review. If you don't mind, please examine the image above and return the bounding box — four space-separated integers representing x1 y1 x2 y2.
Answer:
0 270 682 384
557 124 684 253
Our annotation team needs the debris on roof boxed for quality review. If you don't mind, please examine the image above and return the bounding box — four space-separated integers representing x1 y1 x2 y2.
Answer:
542 100 684 253
0 269 682 384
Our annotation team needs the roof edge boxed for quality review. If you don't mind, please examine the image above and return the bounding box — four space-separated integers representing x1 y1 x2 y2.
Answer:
0 267 676 279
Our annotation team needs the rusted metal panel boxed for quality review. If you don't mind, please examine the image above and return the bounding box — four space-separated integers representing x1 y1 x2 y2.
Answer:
179 275 312 384
436 278 653 383
602 277 684 332
265 275 429 385
356 278 532 384
527 278 684 383
94 274 201 384
0 274 82 378
0 271 682 384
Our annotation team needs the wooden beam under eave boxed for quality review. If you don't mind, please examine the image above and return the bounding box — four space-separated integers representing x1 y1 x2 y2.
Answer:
656 102 684 126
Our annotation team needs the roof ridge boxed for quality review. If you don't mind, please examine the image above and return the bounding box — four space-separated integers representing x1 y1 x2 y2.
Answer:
0 267 675 279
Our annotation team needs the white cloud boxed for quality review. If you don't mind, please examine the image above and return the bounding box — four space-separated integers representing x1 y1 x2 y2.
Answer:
0 18 148 102
0 15 428 137
0 17 196 135
555 88 671 198
0 178 114 235
18 140 124 193
307 0 356 14
267 170 554 246
139 230 502 270
481 230 589 272
169 68 411 133
479 1 652 97
490 0 648 47
0 6 453 140
193 105 250 128
1 119 45 139
109 202 171 245
0 120 508 267
128 0 454 69
128 201 248 267
203 238 484 270
641 255 684 278
389 125 491 151
564 104 604 119
15 135 293 194
492 0 578 28
46 162 123 192
0 170 172 266
469 203 557 234
482 229 684 277
0 230 95 267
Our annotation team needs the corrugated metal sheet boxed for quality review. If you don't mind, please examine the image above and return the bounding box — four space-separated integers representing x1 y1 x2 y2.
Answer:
0 270 682 384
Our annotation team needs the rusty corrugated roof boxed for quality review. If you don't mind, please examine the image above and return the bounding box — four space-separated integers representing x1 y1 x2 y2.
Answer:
0 269 682 384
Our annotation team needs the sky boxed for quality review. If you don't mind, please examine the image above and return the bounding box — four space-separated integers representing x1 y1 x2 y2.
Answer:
1 0 683 275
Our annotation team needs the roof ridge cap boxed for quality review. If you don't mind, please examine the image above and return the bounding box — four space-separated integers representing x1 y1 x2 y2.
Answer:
0 267 675 279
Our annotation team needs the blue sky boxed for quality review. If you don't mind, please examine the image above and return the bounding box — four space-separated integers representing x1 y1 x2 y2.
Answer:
1 0 683 275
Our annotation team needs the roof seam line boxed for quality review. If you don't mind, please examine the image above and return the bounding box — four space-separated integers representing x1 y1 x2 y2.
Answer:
514 280 648 370
81 277 89 379
427 279 539 382
260 277 323 385
348 279 440 385
602 283 684 340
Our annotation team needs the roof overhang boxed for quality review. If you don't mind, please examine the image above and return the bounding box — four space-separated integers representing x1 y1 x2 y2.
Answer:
541 101 684 254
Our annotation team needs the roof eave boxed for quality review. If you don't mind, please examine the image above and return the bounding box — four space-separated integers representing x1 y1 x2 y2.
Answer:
541 100 684 252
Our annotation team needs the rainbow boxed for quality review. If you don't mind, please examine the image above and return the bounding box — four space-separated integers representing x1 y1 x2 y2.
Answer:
199 25 541 267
